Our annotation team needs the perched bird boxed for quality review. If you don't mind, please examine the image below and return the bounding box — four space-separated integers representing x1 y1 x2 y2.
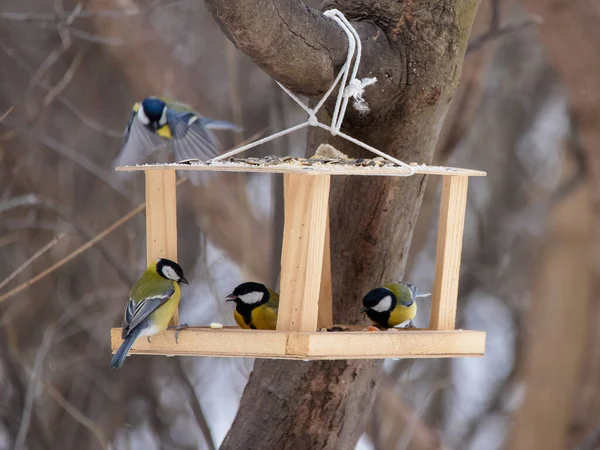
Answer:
114 97 240 184
110 258 189 369
361 282 418 329
225 282 279 330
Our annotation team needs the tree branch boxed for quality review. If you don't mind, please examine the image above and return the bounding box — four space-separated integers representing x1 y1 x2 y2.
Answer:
204 0 349 96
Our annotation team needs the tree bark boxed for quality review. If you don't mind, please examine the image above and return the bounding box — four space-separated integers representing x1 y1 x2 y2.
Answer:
206 0 481 448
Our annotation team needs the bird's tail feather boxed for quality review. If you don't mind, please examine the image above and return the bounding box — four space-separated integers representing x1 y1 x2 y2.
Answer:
110 328 142 369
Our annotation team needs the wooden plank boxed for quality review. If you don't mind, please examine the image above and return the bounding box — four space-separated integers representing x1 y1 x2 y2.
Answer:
116 163 487 177
110 327 486 360
306 329 485 359
277 174 331 332
317 212 333 329
111 327 288 359
145 170 179 326
429 176 469 330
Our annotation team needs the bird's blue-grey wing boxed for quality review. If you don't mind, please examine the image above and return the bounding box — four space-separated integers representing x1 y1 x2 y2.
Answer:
121 285 175 337
167 110 222 161
113 115 166 168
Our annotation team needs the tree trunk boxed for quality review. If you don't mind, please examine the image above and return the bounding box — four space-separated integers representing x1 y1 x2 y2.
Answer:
205 0 481 448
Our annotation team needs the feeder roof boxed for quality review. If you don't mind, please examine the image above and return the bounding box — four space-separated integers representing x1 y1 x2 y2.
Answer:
115 156 487 177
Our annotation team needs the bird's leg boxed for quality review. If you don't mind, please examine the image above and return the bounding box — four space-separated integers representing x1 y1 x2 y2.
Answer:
147 336 152 343
404 320 416 329
168 323 189 344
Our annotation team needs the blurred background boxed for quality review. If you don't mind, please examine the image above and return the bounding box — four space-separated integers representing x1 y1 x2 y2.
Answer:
0 0 597 449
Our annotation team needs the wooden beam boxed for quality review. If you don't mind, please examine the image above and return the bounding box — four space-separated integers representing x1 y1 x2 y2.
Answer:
430 176 469 330
116 162 487 177
317 212 333 329
277 174 330 332
145 170 179 326
110 327 486 360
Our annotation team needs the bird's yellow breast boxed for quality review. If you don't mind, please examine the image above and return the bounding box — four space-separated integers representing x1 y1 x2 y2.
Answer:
234 304 277 330
156 124 172 139
388 301 417 327
148 283 181 331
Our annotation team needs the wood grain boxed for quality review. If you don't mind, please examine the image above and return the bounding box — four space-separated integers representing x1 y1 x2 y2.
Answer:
116 162 486 177
145 170 179 326
110 327 486 359
277 174 330 332
317 212 333 329
430 176 469 330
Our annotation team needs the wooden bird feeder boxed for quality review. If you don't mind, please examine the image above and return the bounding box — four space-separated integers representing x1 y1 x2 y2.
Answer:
110 158 487 360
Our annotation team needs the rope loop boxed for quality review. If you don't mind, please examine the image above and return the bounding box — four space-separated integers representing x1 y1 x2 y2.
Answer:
210 10 414 175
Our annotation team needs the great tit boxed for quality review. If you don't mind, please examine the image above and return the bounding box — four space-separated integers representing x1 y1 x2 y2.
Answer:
361 282 418 329
114 97 240 184
110 258 189 369
225 282 279 330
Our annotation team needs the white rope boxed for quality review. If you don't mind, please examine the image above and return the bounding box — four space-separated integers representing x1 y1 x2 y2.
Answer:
210 9 414 175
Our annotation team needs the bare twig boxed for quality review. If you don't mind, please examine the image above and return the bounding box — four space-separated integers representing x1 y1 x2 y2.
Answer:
0 1 190 22
3 123 133 202
43 47 86 105
0 194 39 214
42 380 110 450
1 44 122 137
0 131 264 304
467 16 542 52
0 233 19 248
27 2 81 95
0 232 66 292
68 28 126 46
0 202 147 304
14 327 55 450
0 106 13 122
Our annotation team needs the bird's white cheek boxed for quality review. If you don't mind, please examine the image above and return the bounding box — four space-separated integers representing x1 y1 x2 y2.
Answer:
161 266 178 281
239 292 264 304
372 296 393 312
137 106 150 125
159 107 167 126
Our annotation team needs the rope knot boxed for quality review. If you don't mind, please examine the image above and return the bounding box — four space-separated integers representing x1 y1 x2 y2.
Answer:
344 77 377 114
307 112 319 126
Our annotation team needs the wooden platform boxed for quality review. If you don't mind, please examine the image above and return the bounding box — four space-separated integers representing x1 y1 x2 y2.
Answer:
110 327 486 360
115 162 487 177
110 161 487 360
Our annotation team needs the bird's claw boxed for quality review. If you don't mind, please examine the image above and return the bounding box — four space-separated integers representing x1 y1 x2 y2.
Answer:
169 323 189 344
147 336 152 344
404 320 416 329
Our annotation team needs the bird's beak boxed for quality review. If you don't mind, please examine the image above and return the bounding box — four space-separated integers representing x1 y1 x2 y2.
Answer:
181 277 189 285
360 306 367 313
225 294 237 302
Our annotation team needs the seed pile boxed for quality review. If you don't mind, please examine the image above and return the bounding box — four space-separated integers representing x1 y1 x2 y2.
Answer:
179 155 401 168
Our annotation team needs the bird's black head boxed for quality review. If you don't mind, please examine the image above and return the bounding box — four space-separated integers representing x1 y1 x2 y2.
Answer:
226 282 269 307
138 97 167 130
362 287 396 312
156 258 188 285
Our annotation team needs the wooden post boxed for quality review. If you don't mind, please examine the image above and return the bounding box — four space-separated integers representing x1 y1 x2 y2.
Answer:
317 212 333 329
277 174 330 332
429 176 469 330
145 170 179 326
